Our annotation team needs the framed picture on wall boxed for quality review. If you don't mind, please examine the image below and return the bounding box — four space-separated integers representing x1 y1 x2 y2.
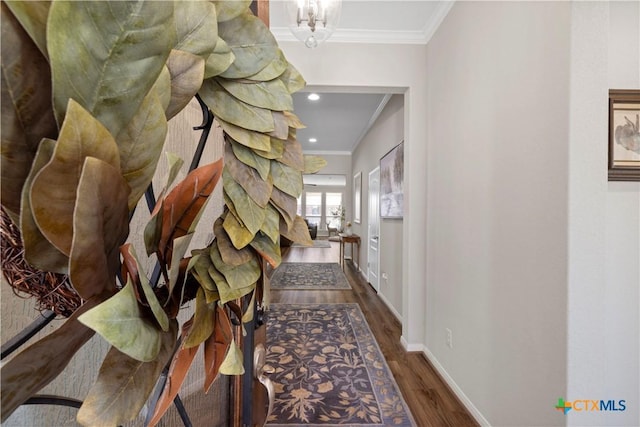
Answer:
609 89 640 181
380 141 404 218
353 172 362 223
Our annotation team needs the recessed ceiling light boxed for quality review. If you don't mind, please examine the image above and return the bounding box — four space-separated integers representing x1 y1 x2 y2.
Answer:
307 93 320 101
309 138 317 143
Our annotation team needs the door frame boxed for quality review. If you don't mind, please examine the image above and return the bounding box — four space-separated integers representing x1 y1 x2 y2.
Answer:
368 167 381 292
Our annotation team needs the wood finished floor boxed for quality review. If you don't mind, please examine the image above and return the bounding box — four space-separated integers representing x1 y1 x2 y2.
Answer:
269 240 478 427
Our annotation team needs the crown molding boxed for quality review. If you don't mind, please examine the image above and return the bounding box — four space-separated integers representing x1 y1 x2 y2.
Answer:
302 150 352 156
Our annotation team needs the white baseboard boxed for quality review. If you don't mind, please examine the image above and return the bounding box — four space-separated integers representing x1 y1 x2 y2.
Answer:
400 336 424 352
422 348 491 427
378 292 402 322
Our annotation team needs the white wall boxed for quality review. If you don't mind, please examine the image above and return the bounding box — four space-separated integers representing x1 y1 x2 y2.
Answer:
352 94 404 318
425 2 571 425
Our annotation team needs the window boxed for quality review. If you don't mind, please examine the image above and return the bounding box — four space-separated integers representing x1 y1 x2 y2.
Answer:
326 192 343 229
297 191 343 232
305 192 322 227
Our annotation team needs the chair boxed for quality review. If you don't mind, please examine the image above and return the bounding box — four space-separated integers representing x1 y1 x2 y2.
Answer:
304 219 318 239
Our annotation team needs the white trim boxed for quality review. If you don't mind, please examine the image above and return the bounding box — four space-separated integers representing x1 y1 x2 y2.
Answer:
422 348 491 427
352 94 392 151
400 336 423 352
302 150 352 155
421 1 455 44
378 291 402 322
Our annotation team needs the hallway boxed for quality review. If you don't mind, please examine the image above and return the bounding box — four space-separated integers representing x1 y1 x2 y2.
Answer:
269 240 477 426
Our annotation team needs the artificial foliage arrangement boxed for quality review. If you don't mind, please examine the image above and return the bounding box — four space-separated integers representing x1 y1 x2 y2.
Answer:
0 1 325 425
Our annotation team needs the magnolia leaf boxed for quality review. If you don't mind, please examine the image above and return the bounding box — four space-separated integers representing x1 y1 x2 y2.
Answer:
217 118 270 151
200 79 274 133
147 320 198 427
4 1 50 59
210 243 260 290
304 155 328 174
174 1 218 58
278 135 305 172
255 138 284 160
280 62 306 94
159 158 223 263
224 193 243 225
271 161 303 198
184 288 215 348
269 187 297 229
30 99 120 256
218 12 278 79
168 233 194 296
192 249 218 292
280 215 313 246
219 338 245 375
0 298 100 422
283 111 306 129
268 112 289 140
225 143 272 208
117 74 169 210
214 218 253 266
1 4 58 218
245 49 288 82
165 50 205 120
214 0 251 23
217 78 293 111
229 140 271 181
20 139 69 273
242 290 256 323
261 204 281 244
78 280 164 362
155 66 173 113
250 232 281 269
69 157 129 300
122 244 169 332
209 264 255 304
77 321 178 427
223 208 254 249
204 306 233 392
223 169 265 235
204 37 235 79
48 0 175 137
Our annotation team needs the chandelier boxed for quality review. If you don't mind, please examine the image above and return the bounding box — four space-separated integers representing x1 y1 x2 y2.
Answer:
286 0 342 48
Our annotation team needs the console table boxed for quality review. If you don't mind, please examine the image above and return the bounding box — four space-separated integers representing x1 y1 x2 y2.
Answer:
339 233 361 270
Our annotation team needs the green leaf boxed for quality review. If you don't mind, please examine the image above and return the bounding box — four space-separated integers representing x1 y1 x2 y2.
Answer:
20 139 69 274
280 62 306 94
4 1 50 59
192 249 218 293
30 99 120 256
0 299 100 423
1 3 58 218
200 79 274 133
223 168 265 235
165 50 205 120
230 139 271 181
215 218 253 267
168 233 194 296
223 208 254 249
271 161 303 198
269 188 297 230
217 78 293 111
219 338 245 375
218 118 271 151
184 288 215 348
122 245 169 332
280 215 313 247
261 204 281 244
77 321 178 427
225 143 272 208
218 12 278 79
204 37 235 79
209 264 254 304
245 49 289 82
117 73 169 210
69 158 130 300
210 243 260 290
269 111 289 140
304 155 328 174
250 232 281 269
284 111 306 129
255 138 284 160
174 1 218 58
48 0 175 137
78 280 164 362
214 0 251 23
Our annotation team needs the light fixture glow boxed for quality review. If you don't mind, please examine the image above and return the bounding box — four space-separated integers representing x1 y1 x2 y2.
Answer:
307 93 320 101
309 138 317 143
286 0 342 48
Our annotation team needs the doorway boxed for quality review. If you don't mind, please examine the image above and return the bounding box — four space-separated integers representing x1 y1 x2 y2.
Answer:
368 167 380 292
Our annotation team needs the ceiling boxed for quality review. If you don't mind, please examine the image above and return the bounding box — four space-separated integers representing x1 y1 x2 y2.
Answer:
268 1 453 153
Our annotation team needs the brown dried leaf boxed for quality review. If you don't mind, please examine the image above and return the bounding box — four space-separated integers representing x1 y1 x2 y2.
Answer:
204 305 233 392
225 142 272 208
214 218 253 266
250 232 281 269
280 216 313 247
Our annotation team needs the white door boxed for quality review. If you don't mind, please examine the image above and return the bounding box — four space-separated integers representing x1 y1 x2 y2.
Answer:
368 167 380 291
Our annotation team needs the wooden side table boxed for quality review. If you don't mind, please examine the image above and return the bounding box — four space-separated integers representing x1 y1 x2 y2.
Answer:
339 233 360 270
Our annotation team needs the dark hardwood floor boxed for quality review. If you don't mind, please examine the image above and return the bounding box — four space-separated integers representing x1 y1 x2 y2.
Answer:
269 240 478 427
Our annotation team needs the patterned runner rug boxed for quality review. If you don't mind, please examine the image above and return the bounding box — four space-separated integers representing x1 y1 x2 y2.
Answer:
270 263 351 290
265 303 416 426
292 240 332 248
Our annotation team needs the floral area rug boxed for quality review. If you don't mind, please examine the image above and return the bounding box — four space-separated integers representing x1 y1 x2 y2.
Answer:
270 263 351 290
292 240 332 248
265 304 416 426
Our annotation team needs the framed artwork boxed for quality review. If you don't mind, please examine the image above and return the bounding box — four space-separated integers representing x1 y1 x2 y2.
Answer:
380 141 404 219
609 89 640 181
353 172 362 223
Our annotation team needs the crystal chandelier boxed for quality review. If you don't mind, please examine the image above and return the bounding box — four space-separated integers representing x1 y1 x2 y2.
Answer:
286 0 342 48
